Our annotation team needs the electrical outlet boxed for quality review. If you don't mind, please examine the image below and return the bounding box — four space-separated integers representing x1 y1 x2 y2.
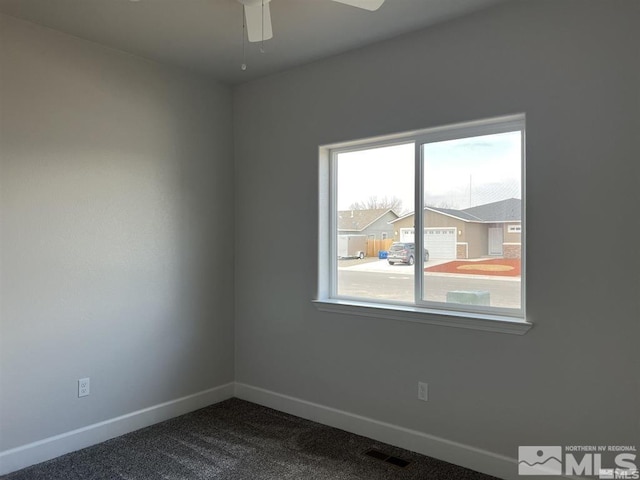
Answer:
418 381 428 401
78 378 90 397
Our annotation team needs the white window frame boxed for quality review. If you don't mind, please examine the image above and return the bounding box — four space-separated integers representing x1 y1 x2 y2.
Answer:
314 114 531 335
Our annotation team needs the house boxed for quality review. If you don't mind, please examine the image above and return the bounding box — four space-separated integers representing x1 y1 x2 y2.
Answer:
1 2 637 479
338 208 398 240
391 198 522 259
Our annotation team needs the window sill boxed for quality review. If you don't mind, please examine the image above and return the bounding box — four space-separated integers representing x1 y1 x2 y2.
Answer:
312 299 532 335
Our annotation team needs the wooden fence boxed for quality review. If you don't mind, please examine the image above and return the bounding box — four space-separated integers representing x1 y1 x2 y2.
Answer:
366 238 395 258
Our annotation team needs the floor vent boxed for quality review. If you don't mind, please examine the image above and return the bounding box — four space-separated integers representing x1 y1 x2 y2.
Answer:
363 448 412 469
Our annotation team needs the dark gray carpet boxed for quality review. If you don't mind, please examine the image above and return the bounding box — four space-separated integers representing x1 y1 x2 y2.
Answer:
2 398 501 479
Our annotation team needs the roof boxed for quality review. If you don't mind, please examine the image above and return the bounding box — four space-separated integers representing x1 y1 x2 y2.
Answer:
337 208 399 232
426 207 483 222
462 198 521 222
390 198 521 224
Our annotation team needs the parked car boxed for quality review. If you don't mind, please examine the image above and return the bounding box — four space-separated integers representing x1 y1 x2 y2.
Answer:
387 242 429 265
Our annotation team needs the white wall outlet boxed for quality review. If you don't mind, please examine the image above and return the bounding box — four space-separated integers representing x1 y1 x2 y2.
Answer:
78 377 90 397
418 381 428 401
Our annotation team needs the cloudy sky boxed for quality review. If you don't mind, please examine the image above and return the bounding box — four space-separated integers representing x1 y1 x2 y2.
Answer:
337 130 522 214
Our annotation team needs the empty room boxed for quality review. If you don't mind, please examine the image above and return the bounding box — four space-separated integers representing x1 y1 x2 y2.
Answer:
0 0 638 479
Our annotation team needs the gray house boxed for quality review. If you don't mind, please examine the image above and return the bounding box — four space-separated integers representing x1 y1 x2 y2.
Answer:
337 208 399 241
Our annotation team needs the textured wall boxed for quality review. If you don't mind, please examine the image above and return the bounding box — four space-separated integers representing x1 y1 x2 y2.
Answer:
234 0 639 459
0 14 234 450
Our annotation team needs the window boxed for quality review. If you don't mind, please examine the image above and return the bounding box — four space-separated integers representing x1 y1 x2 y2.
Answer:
316 115 530 334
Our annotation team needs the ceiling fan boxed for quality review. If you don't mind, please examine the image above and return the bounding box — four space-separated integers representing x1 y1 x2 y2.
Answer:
237 0 385 43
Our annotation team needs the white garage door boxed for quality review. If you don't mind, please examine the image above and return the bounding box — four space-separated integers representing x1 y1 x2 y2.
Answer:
424 228 456 259
399 228 415 243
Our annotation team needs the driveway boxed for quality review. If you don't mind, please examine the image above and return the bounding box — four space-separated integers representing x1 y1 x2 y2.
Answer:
340 258 452 274
340 258 521 280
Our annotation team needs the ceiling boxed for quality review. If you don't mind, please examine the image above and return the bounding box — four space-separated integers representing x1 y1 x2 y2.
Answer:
0 0 506 85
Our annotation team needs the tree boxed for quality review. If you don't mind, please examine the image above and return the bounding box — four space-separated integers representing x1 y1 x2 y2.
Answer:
349 195 403 212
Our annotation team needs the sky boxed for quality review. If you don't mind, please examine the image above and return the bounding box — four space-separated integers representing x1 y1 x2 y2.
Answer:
336 131 522 214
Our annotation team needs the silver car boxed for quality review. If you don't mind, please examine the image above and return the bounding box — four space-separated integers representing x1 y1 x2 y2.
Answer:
387 242 429 265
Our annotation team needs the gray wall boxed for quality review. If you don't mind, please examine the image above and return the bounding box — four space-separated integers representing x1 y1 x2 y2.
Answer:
2 0 639 468
234 0 639 459
0 14 234 451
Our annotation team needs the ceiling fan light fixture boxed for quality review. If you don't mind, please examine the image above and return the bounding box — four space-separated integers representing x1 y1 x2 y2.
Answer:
237 0 385 44
238 0 273 43
331 0 385 12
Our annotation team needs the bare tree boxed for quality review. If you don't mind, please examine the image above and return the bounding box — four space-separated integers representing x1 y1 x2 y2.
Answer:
349 195 403 212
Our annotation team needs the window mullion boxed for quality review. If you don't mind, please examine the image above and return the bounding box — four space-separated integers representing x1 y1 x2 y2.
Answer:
414 141 424 305
329 151 338 298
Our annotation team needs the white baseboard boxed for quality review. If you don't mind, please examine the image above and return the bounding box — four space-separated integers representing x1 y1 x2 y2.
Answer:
2 382 577 480
235 382 523 480
0 382 234 476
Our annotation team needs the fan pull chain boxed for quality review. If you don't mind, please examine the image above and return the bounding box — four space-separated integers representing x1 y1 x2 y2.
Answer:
260 0 265 53
241 6 247 71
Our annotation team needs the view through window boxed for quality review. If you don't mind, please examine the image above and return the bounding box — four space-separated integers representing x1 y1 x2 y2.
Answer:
336 143 414 302
332 117 524 318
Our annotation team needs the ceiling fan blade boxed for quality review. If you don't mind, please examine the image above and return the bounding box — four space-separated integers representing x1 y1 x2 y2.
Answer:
244 2 273 42
331 0 385 11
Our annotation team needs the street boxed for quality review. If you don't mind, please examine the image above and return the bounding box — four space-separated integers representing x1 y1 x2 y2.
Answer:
337 261 521 308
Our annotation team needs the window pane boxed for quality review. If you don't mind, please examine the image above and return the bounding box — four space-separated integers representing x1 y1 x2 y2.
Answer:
336 143 414 302
421 131 522 310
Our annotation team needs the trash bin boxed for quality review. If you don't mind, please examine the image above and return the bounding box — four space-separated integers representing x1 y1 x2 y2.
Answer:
378 250 388 259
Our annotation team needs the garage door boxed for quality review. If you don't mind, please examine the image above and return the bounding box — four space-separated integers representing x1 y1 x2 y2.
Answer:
424 228 456 259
